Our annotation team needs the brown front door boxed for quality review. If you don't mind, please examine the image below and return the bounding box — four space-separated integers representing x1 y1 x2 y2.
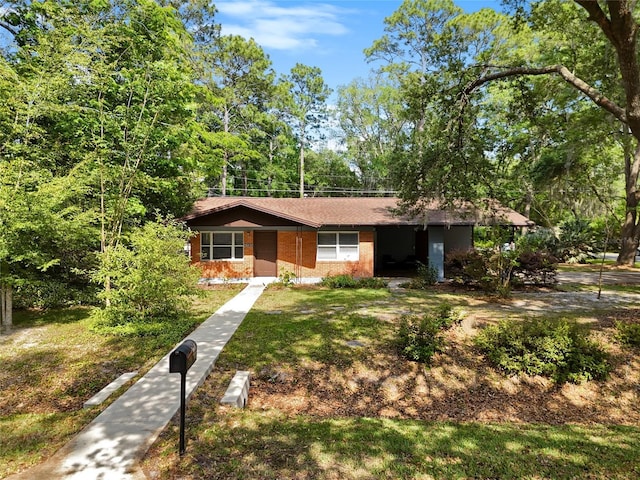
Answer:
254 231 277 276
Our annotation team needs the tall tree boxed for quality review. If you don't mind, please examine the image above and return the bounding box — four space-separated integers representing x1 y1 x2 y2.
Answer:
199 34 275 196
1 0 206 315
370 0 640 264
281 63 332 197
337 74 407 192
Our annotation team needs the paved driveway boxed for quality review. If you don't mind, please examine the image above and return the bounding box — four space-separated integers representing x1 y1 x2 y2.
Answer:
557 270 640 285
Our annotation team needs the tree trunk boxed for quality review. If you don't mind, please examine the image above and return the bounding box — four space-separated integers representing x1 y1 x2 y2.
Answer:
618 217 639 265
299 144 305 198
1 282 12 332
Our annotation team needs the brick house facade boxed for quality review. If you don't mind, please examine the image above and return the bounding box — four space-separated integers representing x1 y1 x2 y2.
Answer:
182 197 531 281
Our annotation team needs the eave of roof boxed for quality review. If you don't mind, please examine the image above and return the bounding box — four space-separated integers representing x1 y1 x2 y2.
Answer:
182 197 533 228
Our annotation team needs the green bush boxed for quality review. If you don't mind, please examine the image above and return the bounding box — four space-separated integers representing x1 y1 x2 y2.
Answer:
275 269 297 286
475 318 609 383
320 274 387 289
405 261 439 289
557 218 597 263
15 280 99 308
615 321 640 348
91 218 201 331
397 302 462 364
516 228 559 255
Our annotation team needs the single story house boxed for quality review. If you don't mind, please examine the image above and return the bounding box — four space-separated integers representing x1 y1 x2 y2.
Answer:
181 196 532 281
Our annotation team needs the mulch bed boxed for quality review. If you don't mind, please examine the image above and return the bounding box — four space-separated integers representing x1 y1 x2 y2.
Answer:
243 309 640 426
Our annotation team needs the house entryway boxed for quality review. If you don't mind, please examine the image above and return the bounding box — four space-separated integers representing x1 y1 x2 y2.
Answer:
254 231 277 277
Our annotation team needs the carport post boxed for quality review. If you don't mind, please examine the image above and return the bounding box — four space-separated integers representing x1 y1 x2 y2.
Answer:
428 226 445 281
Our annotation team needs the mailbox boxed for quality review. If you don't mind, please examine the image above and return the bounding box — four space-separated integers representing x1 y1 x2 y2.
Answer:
169 339 197 455
170 339 197 374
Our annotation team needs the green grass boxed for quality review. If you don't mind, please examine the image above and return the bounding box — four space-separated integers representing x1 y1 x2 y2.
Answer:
149 405 640 479
142 286 640 479
0 285 243 478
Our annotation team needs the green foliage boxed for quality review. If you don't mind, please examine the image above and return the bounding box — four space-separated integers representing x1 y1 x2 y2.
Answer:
557 218 597 263
516 228 559 254
355 277 389 289
276 268 297 286
14 281 99 309
445 247 557 292
91 218 200 330
397 302 462 364
320 274 388 289
615 321 640 348
475 318 609 383
405 261 439 289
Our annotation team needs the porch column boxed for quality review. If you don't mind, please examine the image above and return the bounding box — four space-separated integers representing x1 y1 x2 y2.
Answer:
428 226 444 282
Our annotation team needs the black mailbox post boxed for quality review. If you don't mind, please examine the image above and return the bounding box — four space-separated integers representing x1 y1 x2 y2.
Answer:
169 339 197 455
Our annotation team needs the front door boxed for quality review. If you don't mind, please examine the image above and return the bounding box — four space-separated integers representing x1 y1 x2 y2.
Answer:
416 230 429 264
254 231 277 276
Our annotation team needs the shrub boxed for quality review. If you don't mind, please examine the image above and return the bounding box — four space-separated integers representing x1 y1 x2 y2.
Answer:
557 218 597 263
91 218 200 330
475 318 609 383
320 274 387 289
275 269 297 286
445 248 558 291
355 277 389 288
516 228 559 255
14 280 99 308
512 251 558 285
397 302 462 364
320 274 358 288
615 321 640 348
405 261 439 289
445 249 488 286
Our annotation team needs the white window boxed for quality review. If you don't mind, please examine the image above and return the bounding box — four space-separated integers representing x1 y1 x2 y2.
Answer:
201 232 243 261
317 232 359 261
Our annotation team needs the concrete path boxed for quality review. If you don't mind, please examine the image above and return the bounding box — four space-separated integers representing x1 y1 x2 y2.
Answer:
9 279 273 480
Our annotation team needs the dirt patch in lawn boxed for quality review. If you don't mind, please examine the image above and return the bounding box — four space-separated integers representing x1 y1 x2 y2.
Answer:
244 308 640 426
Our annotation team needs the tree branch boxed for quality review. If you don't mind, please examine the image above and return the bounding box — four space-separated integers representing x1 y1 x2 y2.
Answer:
461 64 628 124
0 20 17 37
574 0 616 46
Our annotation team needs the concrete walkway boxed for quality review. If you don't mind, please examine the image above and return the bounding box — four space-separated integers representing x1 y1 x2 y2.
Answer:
9 279 273 480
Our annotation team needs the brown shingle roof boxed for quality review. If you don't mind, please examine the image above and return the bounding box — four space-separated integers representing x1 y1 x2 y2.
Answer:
182 197 532 227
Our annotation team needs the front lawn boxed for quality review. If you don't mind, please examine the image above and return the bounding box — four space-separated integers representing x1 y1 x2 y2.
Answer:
0 285 243 478
142 285 640 479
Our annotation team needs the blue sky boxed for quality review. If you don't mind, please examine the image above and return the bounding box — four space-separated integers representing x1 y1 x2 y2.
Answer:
215 0 502 94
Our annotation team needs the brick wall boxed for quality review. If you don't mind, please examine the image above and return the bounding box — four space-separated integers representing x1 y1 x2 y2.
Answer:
277 230 374 278
190 230 254 279
190 229 375 279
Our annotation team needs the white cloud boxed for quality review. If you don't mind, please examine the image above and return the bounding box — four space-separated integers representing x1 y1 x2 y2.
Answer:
215 1 351 51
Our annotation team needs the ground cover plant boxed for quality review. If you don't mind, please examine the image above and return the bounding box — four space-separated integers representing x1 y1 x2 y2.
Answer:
142 285 640 479
475 317 610 383
0 285 243 478
397 302 462 363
